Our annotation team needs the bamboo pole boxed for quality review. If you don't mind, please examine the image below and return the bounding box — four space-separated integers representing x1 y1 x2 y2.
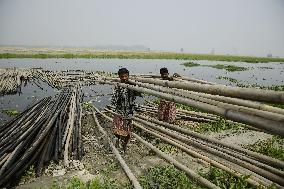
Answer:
64 88 77 166
133 77 284 104
131 120 268 187
187 91 284 116
101 80 284 137
132 116 284 186
133 133 222 189
91 109 142 189
135 114 284 169
129 80 284 122
94 107 221 189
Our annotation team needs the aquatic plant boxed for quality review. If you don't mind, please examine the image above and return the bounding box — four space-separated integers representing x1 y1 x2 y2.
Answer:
217 76 239 83
207 64 248 72
2 109 20 116
181 61 200 67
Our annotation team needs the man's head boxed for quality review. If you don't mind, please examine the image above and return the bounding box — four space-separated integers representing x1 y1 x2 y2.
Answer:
118 68 129 83
160 67 169 79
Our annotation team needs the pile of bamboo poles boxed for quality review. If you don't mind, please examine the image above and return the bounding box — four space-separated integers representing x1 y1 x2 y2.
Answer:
0 87 82 187
0 68 62 94
94 106 284 188
100 75 284 137
0 68 32 94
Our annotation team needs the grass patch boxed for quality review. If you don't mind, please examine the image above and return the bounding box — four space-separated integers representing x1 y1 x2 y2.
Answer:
82 102 95 110
1 51 284 63
200 166 275 189
138 165 204 189
181 61 200 67
51 176 118 189
176 103 202 112
157 143 181 154
207 64 248 72
20 165 36 184
217 76 239 83
195 118 243 133
246 136 284 161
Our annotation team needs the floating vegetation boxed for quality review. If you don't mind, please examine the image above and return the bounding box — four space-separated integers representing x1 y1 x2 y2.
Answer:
2 109 20 116
207 64 248 72
257 66 274 70
246 136 284 161
181 61 200 67
1 51 284 63
217 76 238 83
237 84 284 91
195 118 243 133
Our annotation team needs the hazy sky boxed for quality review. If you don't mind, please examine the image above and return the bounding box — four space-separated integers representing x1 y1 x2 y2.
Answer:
1 0 284 57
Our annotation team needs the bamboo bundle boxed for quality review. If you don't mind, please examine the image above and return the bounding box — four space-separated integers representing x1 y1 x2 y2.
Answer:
131 119 271 187
132 77 284 103
0 87 83 188
102 107 283 187
135 115 284 169
128 80 284 122
132 116 284 186
93 107 221 189
100 80 284 137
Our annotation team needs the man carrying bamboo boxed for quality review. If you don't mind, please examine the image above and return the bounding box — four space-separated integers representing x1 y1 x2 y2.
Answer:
111 68 141 152
157 67 177 123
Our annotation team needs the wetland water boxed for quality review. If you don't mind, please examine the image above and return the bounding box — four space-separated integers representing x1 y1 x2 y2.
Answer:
1 58 283 124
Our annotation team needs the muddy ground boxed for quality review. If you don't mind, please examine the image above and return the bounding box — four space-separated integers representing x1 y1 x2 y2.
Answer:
16 110 275 189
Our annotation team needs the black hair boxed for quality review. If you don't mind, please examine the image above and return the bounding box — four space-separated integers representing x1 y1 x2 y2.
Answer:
160 67 168 74
118 68 129 76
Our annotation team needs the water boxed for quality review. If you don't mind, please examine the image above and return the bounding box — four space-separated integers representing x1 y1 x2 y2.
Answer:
1 58 283 86
1 58 283 124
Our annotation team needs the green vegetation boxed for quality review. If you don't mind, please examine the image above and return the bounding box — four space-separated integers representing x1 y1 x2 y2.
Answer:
237 84 284 91
246 136 284 161
20 165 36 184
217 76 239 83
181 61 200 67
138 165 204 189
2 109 20 116
1 51 284 63
200 166 275 189
158 143 181 154
207 64 248 72
82 102 94 110
195 118 243 133
51 177 118 189
176 103 202 112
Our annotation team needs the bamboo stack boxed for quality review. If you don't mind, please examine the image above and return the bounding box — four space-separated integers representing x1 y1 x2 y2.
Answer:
0 87 82 188
97 107 284 187
100 76 284 137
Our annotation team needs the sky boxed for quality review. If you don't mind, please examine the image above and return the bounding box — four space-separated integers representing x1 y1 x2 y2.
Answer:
0 0 284 57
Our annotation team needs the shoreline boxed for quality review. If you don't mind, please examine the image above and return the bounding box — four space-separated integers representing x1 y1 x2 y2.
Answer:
1 47 284 63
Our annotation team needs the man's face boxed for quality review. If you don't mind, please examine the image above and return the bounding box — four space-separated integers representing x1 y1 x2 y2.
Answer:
119 73 129 83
